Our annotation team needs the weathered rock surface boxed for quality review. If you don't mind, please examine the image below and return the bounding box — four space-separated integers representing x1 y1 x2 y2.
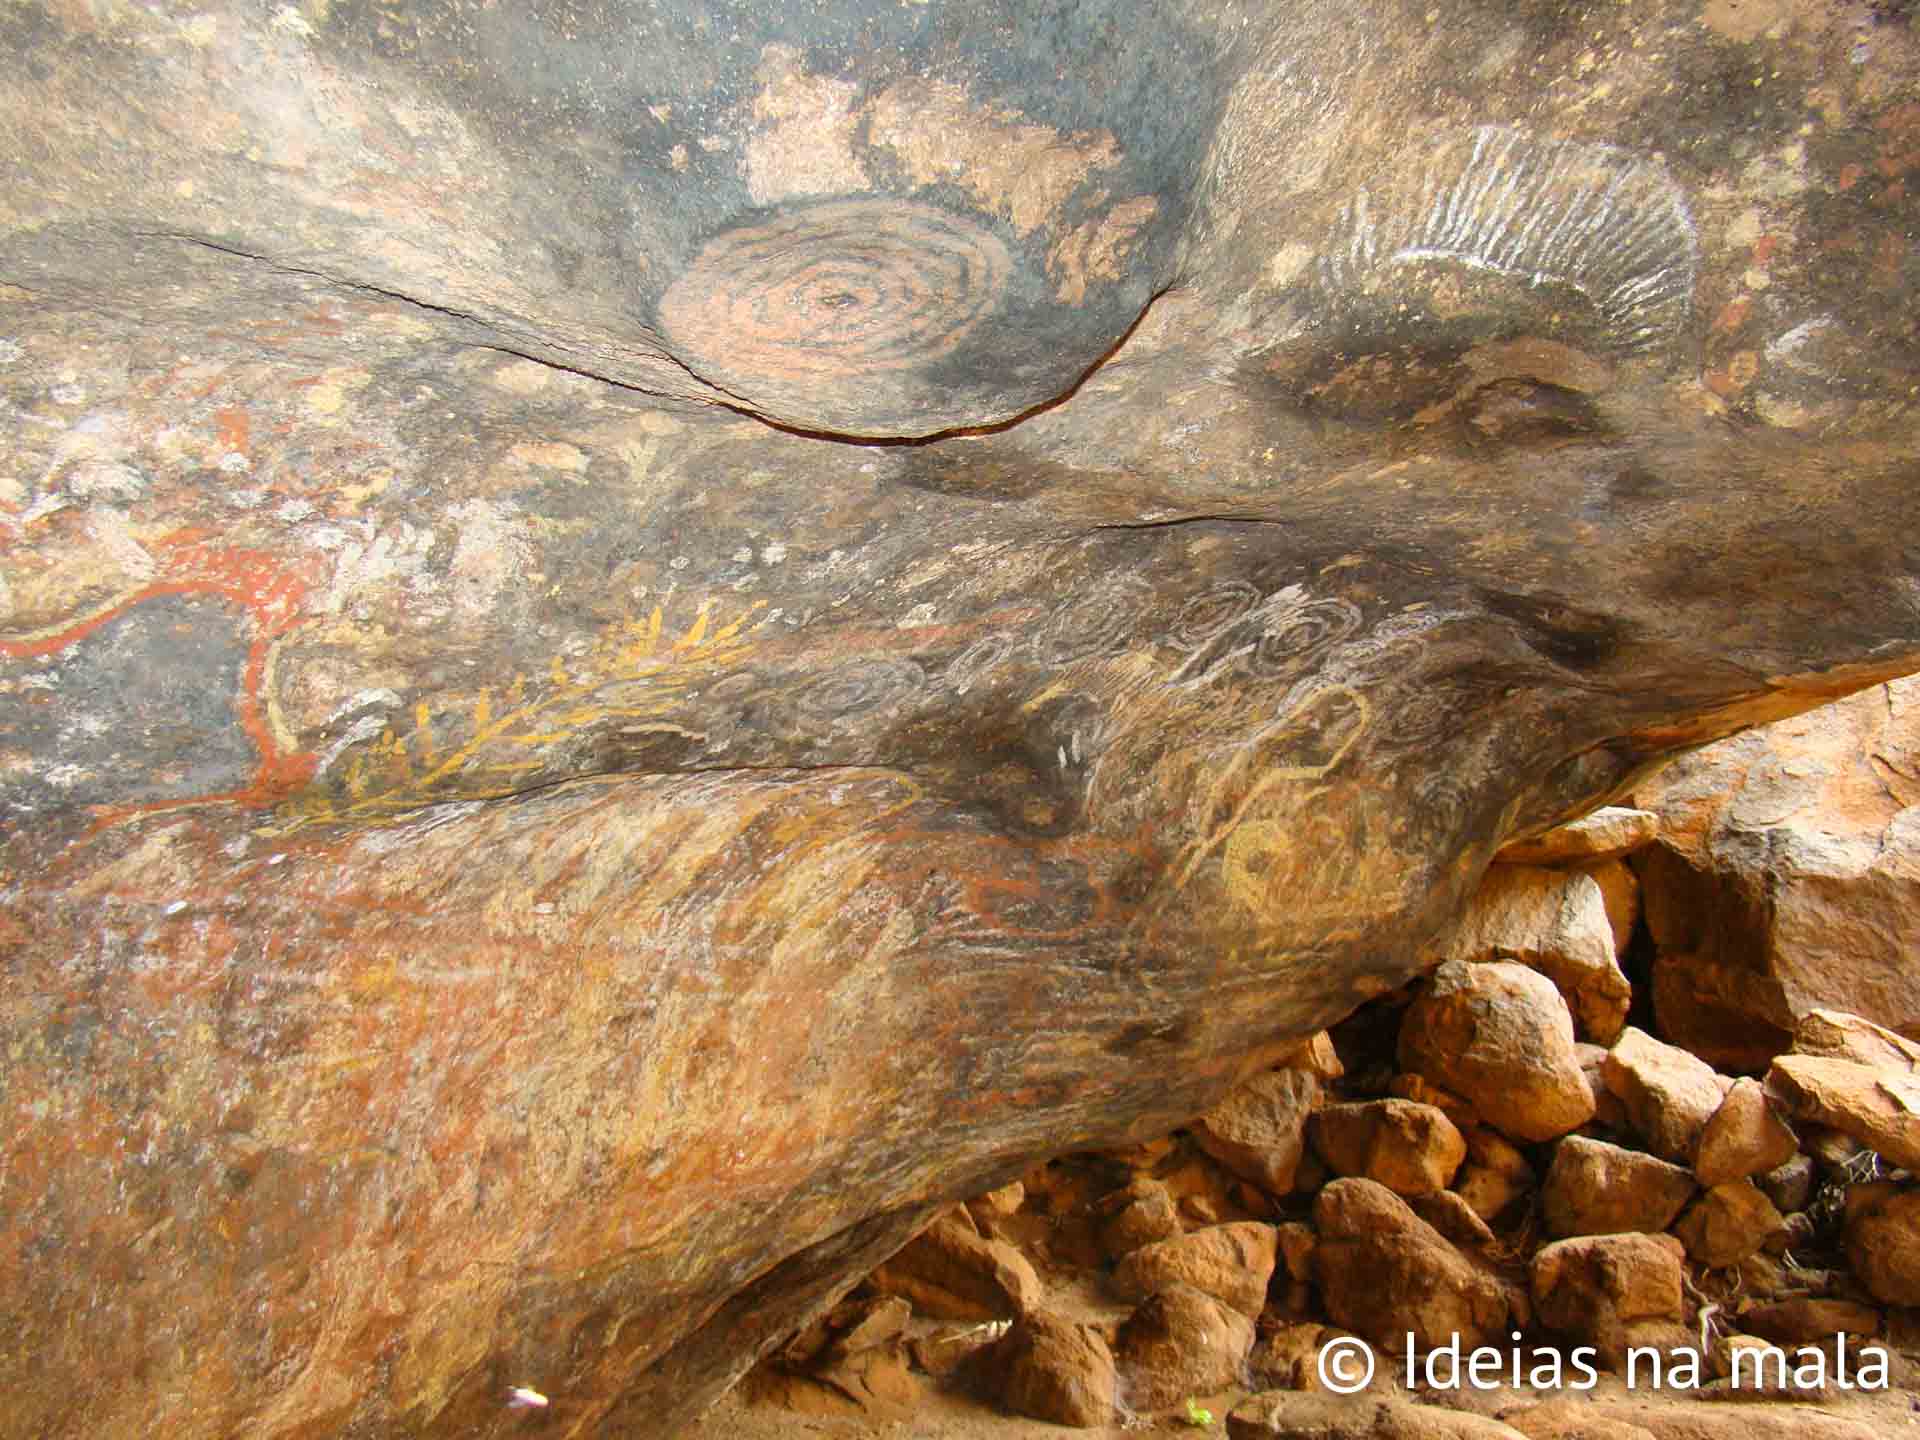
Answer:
746 1344 922 1421
1765 1054 1920 1171
1391 1072 1481 1131
1603 1029 1733 1164
1541 1137 1696 1239
1114 1281 1257 1412
3 1 1920 1436
1500 1404 1659 1440
1672 1180 1786 1269
1412 1189 1495 1250
966 1180 1027 1226
1591 860 1643 961
779 1293 910 1374
1792 1008 1920 1070
1310 1098 1467 1196
1401 961 1597 1141
1455 1129 1537 1226
1495 808 1659 868
1755 1154 1816 1216
1279 1032 1347 1082
1314 1179 1508 1352
983 1310 1119 1428
1504 1401 1881 1440
819 1294 912 1365
1738 1298 1883 1347
867 1209 1046 1320
1803 1125 1874 1170
1229 1391 1531 1440
776 1295 926 1418
1692 1078 1798 1187
1771 1014 1920 1187
1632 680 1920 1069
1843 1185 1920 1306
1422 866 1633 1043
1249 1322 1353 1392
1579 1043 1631 1131
1110 1221 1277 1319
1194 1066 1322 1196
1276 1220 1317 1278
1530 1233 1686 1368
1101 1178 1185 1258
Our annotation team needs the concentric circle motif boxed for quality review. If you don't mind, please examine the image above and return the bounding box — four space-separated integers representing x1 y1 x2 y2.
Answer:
1031 577 1154 669
657 199 1013 389
792 657 927 720
1383 667 1521 747
1168 580 1262 651
1246 597 1363 678
1383 682 1472 748
943 635 1018 695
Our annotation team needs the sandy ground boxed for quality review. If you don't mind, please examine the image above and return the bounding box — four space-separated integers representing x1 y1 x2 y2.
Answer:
677 1309 1920 1439
684 1372 1920 1440
670 1132 1920 1439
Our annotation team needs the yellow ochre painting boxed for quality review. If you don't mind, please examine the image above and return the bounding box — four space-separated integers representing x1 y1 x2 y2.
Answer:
273 597 770 833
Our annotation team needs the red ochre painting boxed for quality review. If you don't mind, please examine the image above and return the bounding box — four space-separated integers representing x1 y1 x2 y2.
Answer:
0 533 321 825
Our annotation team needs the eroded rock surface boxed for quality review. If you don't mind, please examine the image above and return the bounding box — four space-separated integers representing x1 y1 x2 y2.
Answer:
1541 1136 1696 1239
1400 960 1597 1142
982 1310 1119 1428
1632 678 1920 1067
1314 1178 1510 1352
1422 864 1633 1043
1530 1233 1687 1369
3 1 1920 1437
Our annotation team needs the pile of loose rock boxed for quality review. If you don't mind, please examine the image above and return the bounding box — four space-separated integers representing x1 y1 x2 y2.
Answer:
748 808 1917 1438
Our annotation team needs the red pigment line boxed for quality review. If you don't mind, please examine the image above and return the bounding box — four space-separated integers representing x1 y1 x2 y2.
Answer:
0 585 190 660
239 630 319 793
5 540 323 829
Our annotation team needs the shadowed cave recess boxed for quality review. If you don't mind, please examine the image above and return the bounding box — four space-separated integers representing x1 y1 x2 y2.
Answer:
1 0 1918 1435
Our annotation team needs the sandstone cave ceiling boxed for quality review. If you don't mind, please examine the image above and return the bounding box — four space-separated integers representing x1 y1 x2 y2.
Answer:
1 0 1918 1436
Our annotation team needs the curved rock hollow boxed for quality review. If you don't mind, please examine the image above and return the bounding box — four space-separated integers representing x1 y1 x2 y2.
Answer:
1 0 1918 1436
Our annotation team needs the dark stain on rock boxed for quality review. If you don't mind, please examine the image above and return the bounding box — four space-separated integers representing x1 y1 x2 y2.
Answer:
1105 1015 1194 1056
1602 462 1665 510
1455 379 1605 450
0 595 255 819
1266 341 1474 426
943 691 1103 837
894 447 1076 501
1480 590 1624 672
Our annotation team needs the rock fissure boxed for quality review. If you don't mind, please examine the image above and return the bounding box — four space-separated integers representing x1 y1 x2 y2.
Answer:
129 229 511 333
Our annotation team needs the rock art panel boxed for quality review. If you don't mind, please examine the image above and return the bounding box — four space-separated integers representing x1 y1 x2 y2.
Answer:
1 1 1919 1439
657 199 1015 432
1 538 319 821
0 596 255 813
1318 126 1700 352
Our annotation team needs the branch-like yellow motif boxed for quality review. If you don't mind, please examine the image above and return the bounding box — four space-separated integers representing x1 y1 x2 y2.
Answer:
273 598 768 833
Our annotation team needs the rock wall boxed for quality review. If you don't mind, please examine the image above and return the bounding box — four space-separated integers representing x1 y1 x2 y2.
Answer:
2 1 1920 1437
1629 678 1920 1069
